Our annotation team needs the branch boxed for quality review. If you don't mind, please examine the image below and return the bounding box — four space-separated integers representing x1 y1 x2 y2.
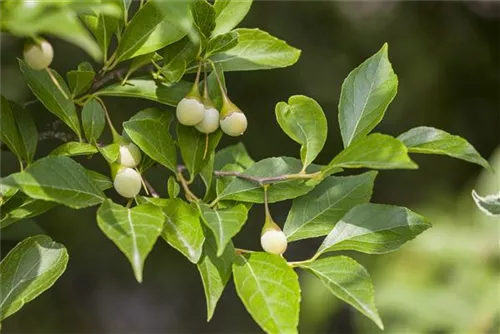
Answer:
214 170 321 185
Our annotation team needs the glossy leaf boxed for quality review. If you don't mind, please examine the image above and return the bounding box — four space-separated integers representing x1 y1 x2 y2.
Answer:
197 233 235 320
139 197 205 263
338 43 398 147
167 176 180 199
212 0 252 36
122 52 161 83
49 142 98 157
211 28 301 71
161 38 198 84
19 60 81 138
398 126 490 169
151 0 197 43
0 193 57 229
0 97 37 165
0 235 68 320
214 142 255 170
177 124 222 179
218 157 322 203
98 143 119 163
66 62 95 97
81 9 119 61
197 202 248 256
192 0 216 40
97 199 164 282
317 203 431 255
325 134 417 173
114 2 185 63
205 31 238 57
233 252 300 334
81 99 106 143
95 78 191 106
2 156 105 209
284 171 377 242
123 108 177 172
276 95 327 170
472 190 500 216
299 256 383 329
87 170 113 191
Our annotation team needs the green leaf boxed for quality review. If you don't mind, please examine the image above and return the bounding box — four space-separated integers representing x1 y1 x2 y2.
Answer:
81 8 120 61
0 193 57 229
197 232 235 321
284 171 377 242
338 43 398 148
95 78 191 106
211 28 301 71
114 1 185 63
87 170 113 191
0 96 37 165
151 0 197 44
233 252 300 334
197 202 248 256
98 143 119 163
317 203 431 255
160 38 199 84
204 64 226 109
122 52 161 83
0 235 68 320
205 31 238 57
212 0 252 36
81 99 106 143
218 157 321 203
66 62 95 97
139 197 205 263
49 142 98 157
214 142 255 170
2 156 105 209
276 95 327 170
191 0 216 40
298 256 383 329
123 108 177 172
19 60 81 139
472 190 500 216
398 126 490 169
167 176 180 198
177 124 222 179
325 134 417 172
96 199 164 282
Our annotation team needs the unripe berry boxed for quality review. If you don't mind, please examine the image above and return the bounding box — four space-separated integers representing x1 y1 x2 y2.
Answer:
23 39 54 70
113 167 142 198
220 97 247 136
176 81 205 126
261 229 288 255
195 107 220 133
118 142 142 168
220 112 247 136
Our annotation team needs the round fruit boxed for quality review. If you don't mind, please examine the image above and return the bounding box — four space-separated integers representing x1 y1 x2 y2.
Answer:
113 167 142 198
176 97 205 126
118 142 142 168
195 107 220 133
260 229 288 255
220 112 247 136
23 39 54 70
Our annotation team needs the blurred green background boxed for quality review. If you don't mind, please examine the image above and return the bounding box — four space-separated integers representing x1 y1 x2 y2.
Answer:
1 1 499 333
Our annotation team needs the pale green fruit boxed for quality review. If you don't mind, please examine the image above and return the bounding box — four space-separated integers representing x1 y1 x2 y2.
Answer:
195 107 220 134
113 167 142 198
118 142 142 168
260 229 288 255
23 39 53 70
176 97 205 126
220 111 247 136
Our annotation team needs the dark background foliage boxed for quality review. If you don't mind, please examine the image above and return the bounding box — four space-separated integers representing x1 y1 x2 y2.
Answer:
1 1 499 333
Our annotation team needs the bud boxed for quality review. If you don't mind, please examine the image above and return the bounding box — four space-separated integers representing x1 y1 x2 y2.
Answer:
260 216 287 255
176 83 205 126
113 166 142 198
219 98 247 136
23 39 54 70
118 142 142 168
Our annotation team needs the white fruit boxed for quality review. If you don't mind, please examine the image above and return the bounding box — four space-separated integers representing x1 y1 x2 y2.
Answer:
23 39 54 70
176 98 205 126
260 229 288 255
113 167 142 198
195 107 220 133
220 112 247 136
118 142 142 168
